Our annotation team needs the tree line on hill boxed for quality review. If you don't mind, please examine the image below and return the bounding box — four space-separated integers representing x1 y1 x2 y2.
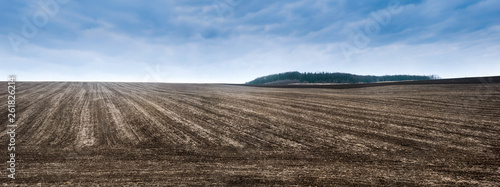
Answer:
246 71 439 85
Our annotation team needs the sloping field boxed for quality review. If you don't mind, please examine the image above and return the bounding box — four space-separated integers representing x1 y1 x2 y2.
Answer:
1 81 500 185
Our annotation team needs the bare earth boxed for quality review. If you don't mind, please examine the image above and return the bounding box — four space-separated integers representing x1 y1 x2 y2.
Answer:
1 82 499 186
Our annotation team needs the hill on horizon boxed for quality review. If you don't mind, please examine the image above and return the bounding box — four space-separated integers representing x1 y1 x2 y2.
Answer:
246 71 439 85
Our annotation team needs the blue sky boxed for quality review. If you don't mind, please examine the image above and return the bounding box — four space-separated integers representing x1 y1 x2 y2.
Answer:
1 0 499 83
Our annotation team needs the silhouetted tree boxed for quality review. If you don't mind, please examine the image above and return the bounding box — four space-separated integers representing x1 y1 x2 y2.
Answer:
246 72 437 85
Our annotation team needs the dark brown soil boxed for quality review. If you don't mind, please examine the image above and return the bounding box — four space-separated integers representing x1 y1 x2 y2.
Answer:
1 80 499 186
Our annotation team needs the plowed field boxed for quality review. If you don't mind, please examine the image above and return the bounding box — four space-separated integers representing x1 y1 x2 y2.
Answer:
1 81 499 186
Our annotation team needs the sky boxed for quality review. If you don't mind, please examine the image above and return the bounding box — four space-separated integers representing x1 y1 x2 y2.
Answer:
1 0 499 83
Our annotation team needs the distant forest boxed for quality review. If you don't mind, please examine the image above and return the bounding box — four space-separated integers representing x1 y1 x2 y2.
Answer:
246 71 439 85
